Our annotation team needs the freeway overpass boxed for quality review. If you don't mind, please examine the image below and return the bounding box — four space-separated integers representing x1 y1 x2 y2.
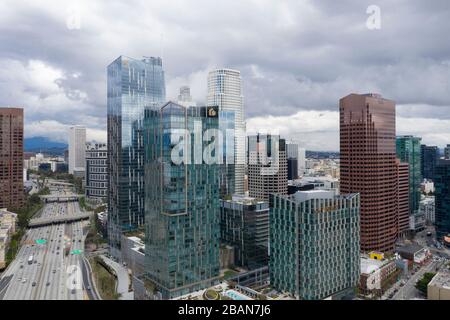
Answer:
39 194 83 203
28 212 92 228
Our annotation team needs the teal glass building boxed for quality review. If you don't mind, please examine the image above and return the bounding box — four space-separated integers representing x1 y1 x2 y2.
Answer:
270 190 360 300
143 102 221 299
434 160 450 240
107 56 166 256
396 136 422 214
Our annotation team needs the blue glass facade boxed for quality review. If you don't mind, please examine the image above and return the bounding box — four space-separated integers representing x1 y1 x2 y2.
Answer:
421 145 439 180
434 160 450 240
143 102 221 299
107 56 166 254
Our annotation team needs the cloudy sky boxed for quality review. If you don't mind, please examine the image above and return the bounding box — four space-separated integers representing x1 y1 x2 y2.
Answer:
1 0 449 151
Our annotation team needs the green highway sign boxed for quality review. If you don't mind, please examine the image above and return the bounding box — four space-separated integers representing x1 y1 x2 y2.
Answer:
35 239 47 244
71 249 83 255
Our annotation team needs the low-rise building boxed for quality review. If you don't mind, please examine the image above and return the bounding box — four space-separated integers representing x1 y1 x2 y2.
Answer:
0 209 17 269
359 253 398 298
396 243 431 265
121 235 145 276
428 268 450 300
409 211 426 233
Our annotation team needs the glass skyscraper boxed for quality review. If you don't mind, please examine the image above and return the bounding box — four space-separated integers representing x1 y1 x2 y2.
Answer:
107 56 166 256
421 145 439 180
396 136 422 215
143 102 221 299
434 160 450 240
270 190 360 300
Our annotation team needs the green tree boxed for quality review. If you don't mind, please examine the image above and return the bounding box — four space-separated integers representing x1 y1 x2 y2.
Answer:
415 272 436 297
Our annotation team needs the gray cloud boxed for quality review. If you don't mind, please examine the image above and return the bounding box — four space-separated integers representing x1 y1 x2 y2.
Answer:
0 0 449 149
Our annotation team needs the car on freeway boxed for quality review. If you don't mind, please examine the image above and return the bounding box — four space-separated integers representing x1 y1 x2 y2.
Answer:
22 279 27 283
32 282 36 287
46 282 50 286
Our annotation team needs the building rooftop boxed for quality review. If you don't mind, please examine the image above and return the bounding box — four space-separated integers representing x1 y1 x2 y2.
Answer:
396 243 424 255
360 256 388 274
429 268 450 289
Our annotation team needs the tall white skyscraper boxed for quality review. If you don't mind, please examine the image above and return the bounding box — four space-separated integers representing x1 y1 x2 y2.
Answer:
68 125 86 175
207 69 245 195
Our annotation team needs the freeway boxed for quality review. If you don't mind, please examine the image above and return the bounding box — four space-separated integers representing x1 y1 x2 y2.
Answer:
0 187 93 300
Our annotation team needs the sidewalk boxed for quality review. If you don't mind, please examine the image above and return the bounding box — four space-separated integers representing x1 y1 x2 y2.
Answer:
99 255 133 300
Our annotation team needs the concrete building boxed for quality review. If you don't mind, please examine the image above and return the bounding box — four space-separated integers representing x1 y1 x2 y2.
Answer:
397 160 410 236
85 142 108 202
68 125 86 176
421 179 435 195
444 144 450 160
359 253 398 298
220 195 269 270
396 243 431 265
121 235 145 276
0 209 17 269
340 93 398 253
0 108 24 210
207 69 245 195
247 134 287 202
428 268 450 300
107 56 166 257
270 190 360 300
420 196 435 225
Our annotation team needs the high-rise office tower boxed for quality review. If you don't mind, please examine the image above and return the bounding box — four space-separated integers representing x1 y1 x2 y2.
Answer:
340 93 398 253
68 125 86 176
396 136 422 215
0 108 24 209
270 190 360 300
85 142 108 202
397 160 410 237
177 85 196 107
247 134 288 202
143 102 221 299
444 145 450 160
434 160 450 240
286 142 299 180
220 195 269 270
107 56 166 257
421 145 439 180
207 69 245 195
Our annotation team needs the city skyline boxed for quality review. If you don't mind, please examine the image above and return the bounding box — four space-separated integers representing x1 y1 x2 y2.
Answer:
1 1 450 151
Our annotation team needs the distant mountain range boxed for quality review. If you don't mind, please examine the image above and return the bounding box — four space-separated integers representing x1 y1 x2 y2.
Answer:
24 137 67 155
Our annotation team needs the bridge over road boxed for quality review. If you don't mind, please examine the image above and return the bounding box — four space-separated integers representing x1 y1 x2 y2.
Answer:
39 194 83 203
28 212 92 228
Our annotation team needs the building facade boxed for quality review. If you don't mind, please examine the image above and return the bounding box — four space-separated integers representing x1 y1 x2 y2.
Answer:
207 69 245 195
340 93 398 253
85 142 108 202
434 160 450 240
68 125 86 175
444 144 450 160
397 160 410 237
0 108 24 209
270 190 360 300
396 136 422 215
421 145 439 180
247 134 288 202
107 56 166 256
220 195 269 270
143 102 221 299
